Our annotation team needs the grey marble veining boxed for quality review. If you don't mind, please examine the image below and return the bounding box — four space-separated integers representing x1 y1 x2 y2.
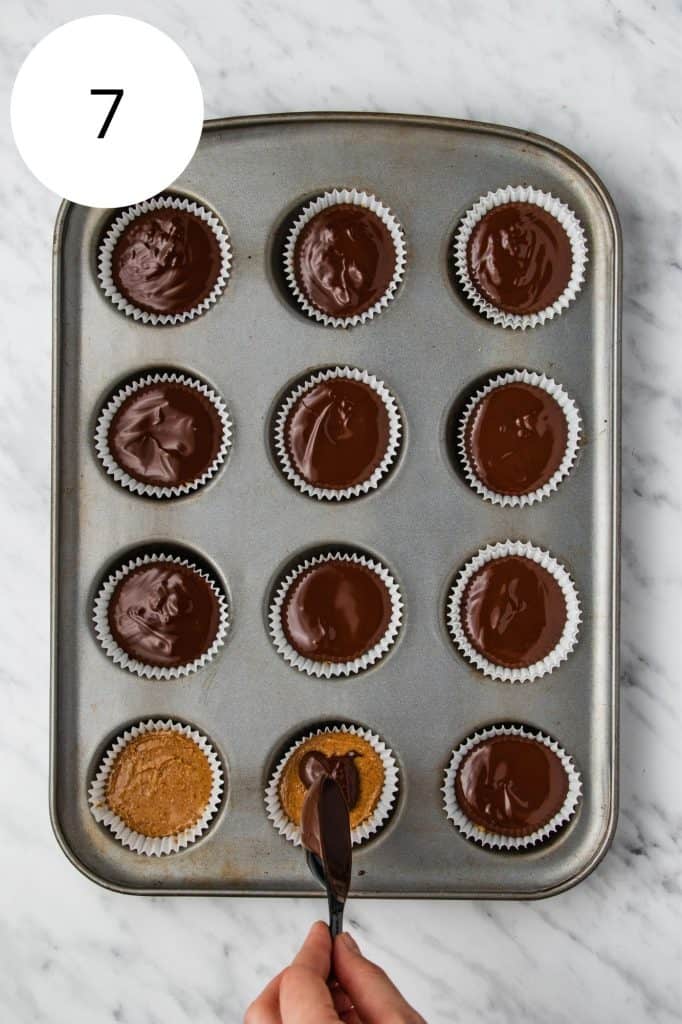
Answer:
1 0 680 1021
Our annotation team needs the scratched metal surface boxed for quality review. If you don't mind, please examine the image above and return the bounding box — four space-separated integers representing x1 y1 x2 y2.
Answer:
51 113 620 897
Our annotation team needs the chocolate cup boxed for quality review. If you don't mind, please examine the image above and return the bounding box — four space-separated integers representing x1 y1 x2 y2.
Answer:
283 188 407 328
95 371 232 499
443 724 582 850
273 366 403 501
453 186 587 330
268 551 403 678
98 196 232 325
456 370 581 507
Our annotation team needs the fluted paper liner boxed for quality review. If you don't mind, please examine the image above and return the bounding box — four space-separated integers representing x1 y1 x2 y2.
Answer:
453 185 588 330
89 718 223 856
93 553 229 679
442 723 582 850
95 371 233 499
447 540 581 682
269 551 403 677
273 366 403 501
458 370 582 507
284 188 407 327
98 195 232 325
265 723 399 846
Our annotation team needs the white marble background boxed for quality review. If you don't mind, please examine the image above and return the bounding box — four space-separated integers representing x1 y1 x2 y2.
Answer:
1 0 680 1021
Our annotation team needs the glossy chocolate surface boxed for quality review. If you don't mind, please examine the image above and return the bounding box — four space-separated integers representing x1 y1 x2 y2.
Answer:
455 734 569 837
299 750 361 809
293 204 396 318
282 559 392 663
108 382 222 487
108 562 220 667
466 202 572 315
461 556 566 668
111 209 222 315
301 774 352 903
284 377 391 489
464 382 568 495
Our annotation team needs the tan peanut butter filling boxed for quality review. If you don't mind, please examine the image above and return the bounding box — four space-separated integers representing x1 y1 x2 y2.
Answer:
278 732 385 830
105 730 213 837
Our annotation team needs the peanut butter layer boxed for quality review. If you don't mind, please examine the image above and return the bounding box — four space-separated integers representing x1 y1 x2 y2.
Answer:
279 731 385 830
106 730 213 837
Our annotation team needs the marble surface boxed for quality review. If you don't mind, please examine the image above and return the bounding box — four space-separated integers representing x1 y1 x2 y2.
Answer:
1 0 680 1021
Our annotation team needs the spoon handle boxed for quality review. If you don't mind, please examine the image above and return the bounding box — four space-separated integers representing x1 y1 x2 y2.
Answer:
328 893 345 938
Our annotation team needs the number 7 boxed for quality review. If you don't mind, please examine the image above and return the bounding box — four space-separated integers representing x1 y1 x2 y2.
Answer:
90 89 124 139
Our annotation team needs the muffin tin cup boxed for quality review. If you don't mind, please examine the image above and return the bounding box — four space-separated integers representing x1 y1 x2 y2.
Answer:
268 550 403 678
97 195 233 326
442 723 582 850
93 552 230 680
273 366 403 501
283 188 407 328
446 540 581 682
453 185 588 330
265 723 400 847
95 371 233 499
458 369 582 507
88 718 224 857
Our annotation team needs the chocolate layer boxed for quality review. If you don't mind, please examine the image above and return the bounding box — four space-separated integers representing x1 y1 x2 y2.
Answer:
299 750 361 809
111 208 222 316
464 381 568 495
282 559 392 663
466 202 572 315
108 561 220 668
293 204 396 318
106 730 213 838
284 377 391 489
455 734 569 837
108 381 223 488
461 555 566 669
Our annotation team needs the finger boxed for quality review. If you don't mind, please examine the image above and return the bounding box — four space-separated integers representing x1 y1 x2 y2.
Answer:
333 933 425 1024
279 922 339 1024
331 984 363 1024
244 970 283 1024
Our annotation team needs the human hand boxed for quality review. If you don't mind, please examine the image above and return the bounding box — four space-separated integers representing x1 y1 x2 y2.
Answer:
245 920 425 1023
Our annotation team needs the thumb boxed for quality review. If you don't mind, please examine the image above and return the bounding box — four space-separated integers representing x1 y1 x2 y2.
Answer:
279 921 339 1023
333 932 425 1024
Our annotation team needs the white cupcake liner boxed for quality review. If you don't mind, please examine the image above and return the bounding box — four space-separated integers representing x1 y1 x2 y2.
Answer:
284 188 407 328
447 540 581 682
98 195 232 325
273 366 403 501
89 718 224 856
453 185 588 330
269 551 403 678
93 553 229 679
458 370 582 507
442 723 582 850
265 723 399 846
95 371 233 499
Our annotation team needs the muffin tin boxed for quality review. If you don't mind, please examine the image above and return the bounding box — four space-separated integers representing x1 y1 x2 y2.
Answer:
51 112 620 897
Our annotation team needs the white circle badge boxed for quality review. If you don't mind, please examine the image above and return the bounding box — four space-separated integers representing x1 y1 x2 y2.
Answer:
10 16 204 208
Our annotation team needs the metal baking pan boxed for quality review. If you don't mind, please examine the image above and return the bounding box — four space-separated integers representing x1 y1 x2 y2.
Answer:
51 112 620 898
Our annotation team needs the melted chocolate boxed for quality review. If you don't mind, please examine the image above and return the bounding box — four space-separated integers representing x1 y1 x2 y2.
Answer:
464 382 568 495
461 556 566 668
111 209 222 315
282 559 392 663
455 734 569 837
108 382 222 487
301 774 352 904
299 750 361 808
466 202 572 315
285 378 390 489
108 562 220 667
293 204 396 318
